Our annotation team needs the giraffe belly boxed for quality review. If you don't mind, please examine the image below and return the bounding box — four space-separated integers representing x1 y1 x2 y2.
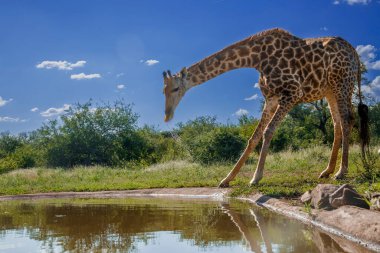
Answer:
301 92 325 102
300 81 327 102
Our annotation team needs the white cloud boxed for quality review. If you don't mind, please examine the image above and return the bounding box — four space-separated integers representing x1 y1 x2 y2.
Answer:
254 83 259 88
117 84 125 89
372 76 380 89
244 94 258 101
144 59 159 66
320 27 328 31
356 44 380 70
372 61 380 69
333 0 371 4
0 116 25 123
70 73 101 80
36 60 86 70
0 97 13 107
40 104 71 117
89 107 98 113
234 108 249 117
347 0 371 4
30 107 39 112
356 45 376 62
362 84 374 96
362 76 380 98
116 73 125 78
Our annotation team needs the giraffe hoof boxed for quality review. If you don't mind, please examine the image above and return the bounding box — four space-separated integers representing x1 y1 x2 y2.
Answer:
333 172 346 180
319 170 332 179
249 173 262 186
218 181 230 188
249 179 261 186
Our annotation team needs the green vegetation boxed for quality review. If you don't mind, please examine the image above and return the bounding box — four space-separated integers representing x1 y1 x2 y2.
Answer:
303 201 313 215
0 94 379 197
0 145 378 197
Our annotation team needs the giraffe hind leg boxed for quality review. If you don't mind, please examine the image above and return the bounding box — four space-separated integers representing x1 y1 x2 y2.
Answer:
334 96 354 179
319 95 342 178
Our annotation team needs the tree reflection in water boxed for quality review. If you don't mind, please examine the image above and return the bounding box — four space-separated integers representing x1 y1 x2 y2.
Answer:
0 198 374 253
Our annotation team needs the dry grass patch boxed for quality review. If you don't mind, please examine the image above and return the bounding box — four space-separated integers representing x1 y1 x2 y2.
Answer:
145 160 198 171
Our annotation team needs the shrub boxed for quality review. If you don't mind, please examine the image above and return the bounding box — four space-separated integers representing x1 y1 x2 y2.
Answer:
0 133 24 159
41 100 141 167
189 127 245 164
132 127 188 164
0 145 39 173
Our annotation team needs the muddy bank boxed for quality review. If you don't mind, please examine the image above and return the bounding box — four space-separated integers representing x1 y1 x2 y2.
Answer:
0 187 379 252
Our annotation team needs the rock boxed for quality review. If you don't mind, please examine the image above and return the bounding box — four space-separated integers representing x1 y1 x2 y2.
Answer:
310 184 339 210
300 190 312 203
300 184 370 210
330 184 370 209
370 193 380 211
316 205 380 246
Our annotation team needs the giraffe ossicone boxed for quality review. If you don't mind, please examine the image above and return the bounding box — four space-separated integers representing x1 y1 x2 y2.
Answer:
163 28 369 186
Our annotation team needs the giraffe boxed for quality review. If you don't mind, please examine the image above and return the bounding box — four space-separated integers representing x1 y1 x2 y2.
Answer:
163 28 369 187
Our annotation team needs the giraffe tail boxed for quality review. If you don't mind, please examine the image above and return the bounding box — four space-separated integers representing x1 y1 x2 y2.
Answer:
357 63 370 159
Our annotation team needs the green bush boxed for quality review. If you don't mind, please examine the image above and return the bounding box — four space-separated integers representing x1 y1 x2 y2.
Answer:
0 133 24 159
188 127 245 164
369 103 380 144
0 145 39 173
133 127 188 164
1 99 380 172
38 100 143 167
0 156 18 174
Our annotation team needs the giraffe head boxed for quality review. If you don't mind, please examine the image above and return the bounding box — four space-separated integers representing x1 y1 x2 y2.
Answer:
163 68 189 122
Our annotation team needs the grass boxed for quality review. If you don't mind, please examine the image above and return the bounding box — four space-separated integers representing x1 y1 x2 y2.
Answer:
303 202 313 215
0 145 379 198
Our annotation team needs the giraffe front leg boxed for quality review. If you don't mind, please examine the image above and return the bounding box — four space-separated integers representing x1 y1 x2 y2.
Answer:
219 97 278 188
250 102 294 185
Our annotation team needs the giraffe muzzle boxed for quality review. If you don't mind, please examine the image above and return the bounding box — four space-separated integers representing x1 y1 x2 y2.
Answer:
164 111 174 122
164 114 173 122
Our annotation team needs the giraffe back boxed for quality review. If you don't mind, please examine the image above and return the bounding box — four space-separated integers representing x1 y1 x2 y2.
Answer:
258 33 360 103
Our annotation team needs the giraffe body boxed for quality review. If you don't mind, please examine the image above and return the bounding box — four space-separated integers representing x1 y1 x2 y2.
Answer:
163 28 364 186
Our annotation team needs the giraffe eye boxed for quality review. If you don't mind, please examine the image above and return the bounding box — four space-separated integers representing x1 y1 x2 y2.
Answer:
171 87 179 93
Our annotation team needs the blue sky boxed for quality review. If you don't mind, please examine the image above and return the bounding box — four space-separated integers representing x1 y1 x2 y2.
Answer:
1 0 380 133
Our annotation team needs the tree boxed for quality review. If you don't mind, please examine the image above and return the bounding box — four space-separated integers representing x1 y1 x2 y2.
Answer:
307 99 331 144
0 132 24 159
42 100 142 167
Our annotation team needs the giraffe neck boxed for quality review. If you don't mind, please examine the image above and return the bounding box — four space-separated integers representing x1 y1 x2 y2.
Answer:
185 36 267 88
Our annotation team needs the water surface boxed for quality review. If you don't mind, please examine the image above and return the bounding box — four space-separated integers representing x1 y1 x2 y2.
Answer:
0 197 374 252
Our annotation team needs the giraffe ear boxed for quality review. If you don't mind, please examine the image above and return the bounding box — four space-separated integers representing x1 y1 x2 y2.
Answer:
180 67 188 79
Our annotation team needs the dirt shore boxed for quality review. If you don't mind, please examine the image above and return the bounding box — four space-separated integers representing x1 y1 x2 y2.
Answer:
0 187 379 252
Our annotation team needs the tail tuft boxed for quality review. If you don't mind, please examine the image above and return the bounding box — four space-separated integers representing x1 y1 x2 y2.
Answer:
358 102 370 158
